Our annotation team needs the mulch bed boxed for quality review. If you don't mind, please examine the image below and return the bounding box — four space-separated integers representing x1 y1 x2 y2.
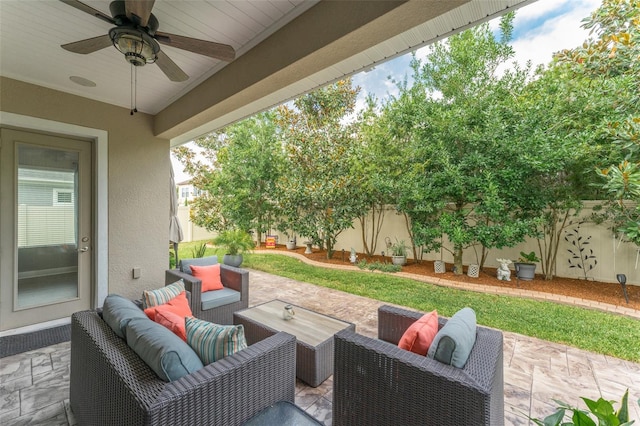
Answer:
259 244 640 310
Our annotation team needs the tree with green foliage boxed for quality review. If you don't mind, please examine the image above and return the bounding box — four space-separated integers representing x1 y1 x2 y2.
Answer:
352 95 407 257
387 14 540 274
510 61 617 280
173 111 283 243
275 79 369 259
556 0 640 248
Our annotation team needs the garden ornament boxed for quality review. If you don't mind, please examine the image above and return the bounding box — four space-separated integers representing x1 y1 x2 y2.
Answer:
496 258 512 281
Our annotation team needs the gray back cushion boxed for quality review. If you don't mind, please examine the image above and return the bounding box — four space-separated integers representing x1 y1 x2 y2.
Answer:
102 294 148 339
125 317 204 382
427 307 477 368
180 256 218 275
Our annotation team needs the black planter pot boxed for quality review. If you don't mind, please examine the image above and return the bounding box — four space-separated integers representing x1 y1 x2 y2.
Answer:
514 262 536 280
223 254 243 267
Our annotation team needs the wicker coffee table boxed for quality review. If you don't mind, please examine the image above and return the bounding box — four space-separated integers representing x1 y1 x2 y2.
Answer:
233 299 355 387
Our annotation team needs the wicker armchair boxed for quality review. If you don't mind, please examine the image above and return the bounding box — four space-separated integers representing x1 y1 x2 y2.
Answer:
333 305 504 426
70 310 296 426
165 258 248 324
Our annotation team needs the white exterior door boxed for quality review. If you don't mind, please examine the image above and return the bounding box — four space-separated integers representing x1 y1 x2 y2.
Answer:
0 128 93 331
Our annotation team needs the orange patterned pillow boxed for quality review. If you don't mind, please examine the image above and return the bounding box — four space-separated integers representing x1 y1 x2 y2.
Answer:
398 310 439 355
190 264 224 291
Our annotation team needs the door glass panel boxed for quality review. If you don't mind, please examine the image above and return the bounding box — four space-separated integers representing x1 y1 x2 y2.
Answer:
17 144 79 308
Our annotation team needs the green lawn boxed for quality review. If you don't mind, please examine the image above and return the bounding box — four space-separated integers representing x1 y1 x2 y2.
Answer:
174 241 640 362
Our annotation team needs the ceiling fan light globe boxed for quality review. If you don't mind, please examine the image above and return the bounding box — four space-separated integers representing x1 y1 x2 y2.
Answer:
109 28 159 65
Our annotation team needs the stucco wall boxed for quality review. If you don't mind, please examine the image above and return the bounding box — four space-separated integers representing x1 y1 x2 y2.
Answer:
1 77 170 302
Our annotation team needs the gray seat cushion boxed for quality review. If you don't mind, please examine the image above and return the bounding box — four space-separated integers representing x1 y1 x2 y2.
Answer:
201 288 241 311
180 256 218 275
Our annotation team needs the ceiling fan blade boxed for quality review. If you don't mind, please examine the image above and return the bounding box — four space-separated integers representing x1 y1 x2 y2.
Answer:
156 50 189 82
155 32 235 62
62 35 113 54
59 0 115 25
125 0 155 27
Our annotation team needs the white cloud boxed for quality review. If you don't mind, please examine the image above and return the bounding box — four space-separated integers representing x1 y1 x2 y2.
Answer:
511 0 569 21
352 58 410 107
510 0 601 68
352 0 602 108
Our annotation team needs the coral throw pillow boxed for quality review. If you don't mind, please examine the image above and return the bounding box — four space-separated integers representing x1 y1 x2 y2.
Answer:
398 310 439 356
190 264 224 292
155 309 188 341
144 291 192 321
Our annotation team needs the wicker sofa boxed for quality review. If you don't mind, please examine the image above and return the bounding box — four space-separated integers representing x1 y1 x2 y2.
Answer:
165 256 248 324
333 305 504 426
69 309 296 426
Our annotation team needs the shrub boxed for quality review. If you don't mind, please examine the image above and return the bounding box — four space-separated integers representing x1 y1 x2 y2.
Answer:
357 259 401 273
530 389 637 426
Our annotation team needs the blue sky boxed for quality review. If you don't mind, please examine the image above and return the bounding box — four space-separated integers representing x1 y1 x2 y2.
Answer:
173 0 602 181
351 0 601 111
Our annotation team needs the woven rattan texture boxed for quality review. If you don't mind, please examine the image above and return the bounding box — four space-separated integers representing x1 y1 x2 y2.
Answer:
333 305 504 426
165 264 249 325
70 310 296 425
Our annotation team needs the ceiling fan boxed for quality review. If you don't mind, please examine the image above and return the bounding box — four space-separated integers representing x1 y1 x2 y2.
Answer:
59 0 236 82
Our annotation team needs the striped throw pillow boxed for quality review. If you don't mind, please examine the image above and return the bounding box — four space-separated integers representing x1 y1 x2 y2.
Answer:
185 317 247 364
142 279 185 309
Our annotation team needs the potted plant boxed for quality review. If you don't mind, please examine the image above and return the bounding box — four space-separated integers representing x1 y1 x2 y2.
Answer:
285 234 297 250
389 239 408 266
514 251 540 280
213 229 255 267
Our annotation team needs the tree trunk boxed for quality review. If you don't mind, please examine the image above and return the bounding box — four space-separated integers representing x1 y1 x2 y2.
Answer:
359 203 386 257
326 236 334 259
538 207 573 280
479 246 489 269
402 212 418 263
359 217 370 256
479 218 489 269
453 245 464 275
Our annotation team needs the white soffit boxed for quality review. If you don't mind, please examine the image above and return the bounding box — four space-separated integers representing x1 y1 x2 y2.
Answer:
0 0 320 115
171 0 536 146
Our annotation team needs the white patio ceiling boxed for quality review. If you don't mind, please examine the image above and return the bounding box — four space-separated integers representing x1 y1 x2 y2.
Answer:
0 0 536 144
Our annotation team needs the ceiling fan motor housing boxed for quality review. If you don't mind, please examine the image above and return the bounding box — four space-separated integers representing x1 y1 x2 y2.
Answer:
109 0 159 34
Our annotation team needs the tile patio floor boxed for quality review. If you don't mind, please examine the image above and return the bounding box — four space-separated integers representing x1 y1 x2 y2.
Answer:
1 269 639 425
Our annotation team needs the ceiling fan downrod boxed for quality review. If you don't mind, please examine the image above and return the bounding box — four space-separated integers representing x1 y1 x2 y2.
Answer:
130 63 138 115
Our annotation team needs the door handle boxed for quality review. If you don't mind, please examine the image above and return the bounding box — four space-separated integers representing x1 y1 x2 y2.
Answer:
78 246 89 252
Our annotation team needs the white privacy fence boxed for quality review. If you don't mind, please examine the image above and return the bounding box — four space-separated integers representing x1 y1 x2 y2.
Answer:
176 206 218 243
178 202 639 285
